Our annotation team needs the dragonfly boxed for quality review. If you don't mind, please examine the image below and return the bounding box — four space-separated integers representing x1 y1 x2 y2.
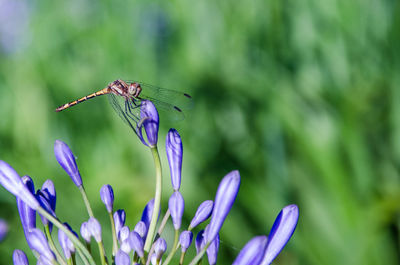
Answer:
55 79 192 131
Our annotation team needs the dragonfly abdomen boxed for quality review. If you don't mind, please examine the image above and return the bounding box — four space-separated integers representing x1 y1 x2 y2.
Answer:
55 88 111 112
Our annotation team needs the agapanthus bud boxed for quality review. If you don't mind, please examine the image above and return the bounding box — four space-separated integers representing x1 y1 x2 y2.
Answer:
179 230 193 253
154 237 167 261
206 233 220 265
129 231 144 258
138 100 159 147
166 128 183 191
37 256 53 265
54 140 82 187
13 249 28 265
0 219 8 242
58 223 77 259
119 226 130 242
0 162 39 210
100 184 114 213
232 236 268 265
115 250 131 265
120 239 131 254
134 221 147 239
141 199 155 230
36 190 56 230
88 217 102 242
80 221 91 243
114 209 126 238
260 204 299 265
41 180 56 211
195 230 205 254
205 170 240 243
189 200 213 230
17 176 36 244
27 228 55 262
169 191 184 230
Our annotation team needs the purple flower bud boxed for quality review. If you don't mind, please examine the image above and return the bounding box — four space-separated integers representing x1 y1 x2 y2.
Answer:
100 184 114 213
141 199 155 230
36 190 56 231
80 221 91 243
154 237 167 261
120 239 131 254
206 233 220 265
166 129 183 191
88 217 102 242
232 236 268 265
37 256 53 265
0 162 39 210
189 200 214 229
115 250 131 265
0 219 8 242
58 223 77 259
54 140 82 187
17 176 36 244
260 204 299 265
41 180 56 211
179 230 193 252
114 209 126 238
129 231 144 258
27 228 55 262
205 170 240 243
134 221 147 239
13 249 28 265
195 230 205 254
137 100 159 147
169 191 184 230
119 226 130 242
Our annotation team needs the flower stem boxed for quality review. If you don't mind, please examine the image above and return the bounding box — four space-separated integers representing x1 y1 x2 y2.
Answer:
188 242 209 265
36 206 96 265
44 225 68 265
97 240 108 265
79 185 94 217
108 211 119 258
144 146 162 252
162 229 180 265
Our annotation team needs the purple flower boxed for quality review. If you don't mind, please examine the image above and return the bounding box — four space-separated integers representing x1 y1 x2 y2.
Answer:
134 221 147 239
88 217 102 243
137 100 159 147
13 249 28 265
114 209 126 239
41 180 56 211
141 199 155 231
27 228 55 262
232 236 268 265
17 176 36 244
115 250 131 265
154 237 167 261
80 221 91 243
189 200 213 230
168 191 184 230
100 184 114 213
166 128 183 191
205 170 240 243
206 233 220 265
0 219 8 242
36 190 56 231
179 230 193 253
129 231 144 258
58 223 77 259
119 226 130 242
54 140 82 187
260 204 299 265
0 161 39 210
195 230 205 254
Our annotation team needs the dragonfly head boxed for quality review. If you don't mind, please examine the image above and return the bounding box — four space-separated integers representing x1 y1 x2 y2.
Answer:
128 82 142 98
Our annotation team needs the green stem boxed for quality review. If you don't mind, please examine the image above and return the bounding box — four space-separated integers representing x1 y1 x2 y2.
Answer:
162 229 180 265
76 248 90 265
44 225 68 265
188 242 209 265
97 240 108 265
144 146 162 252
108 211 119 258
79 185 94 217
155 209 170 240
36 206 96 265
179 251 186 265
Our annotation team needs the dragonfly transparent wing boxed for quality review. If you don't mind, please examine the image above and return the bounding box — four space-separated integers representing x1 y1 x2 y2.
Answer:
108 94 141 134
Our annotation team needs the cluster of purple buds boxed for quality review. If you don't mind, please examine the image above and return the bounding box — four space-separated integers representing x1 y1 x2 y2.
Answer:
0 101 299 265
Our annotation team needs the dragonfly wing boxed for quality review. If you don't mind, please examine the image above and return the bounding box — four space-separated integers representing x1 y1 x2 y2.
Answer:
138 96 185 122
108 94 141 133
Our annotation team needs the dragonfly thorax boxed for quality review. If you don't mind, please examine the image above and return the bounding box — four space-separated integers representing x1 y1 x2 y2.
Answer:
109 80 141 99
128 82 142 98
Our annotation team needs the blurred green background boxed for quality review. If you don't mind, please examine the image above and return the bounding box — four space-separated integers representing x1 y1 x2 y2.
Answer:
1 0 400 264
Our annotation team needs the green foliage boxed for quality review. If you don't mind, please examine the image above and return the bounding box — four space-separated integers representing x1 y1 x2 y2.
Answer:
0 0 399 264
